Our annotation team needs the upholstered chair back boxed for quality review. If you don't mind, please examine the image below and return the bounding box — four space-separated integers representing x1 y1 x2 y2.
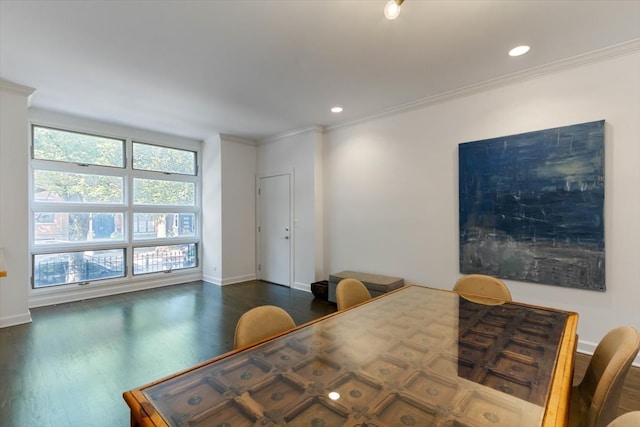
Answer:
570 326 640 427
453 274 512 301
336 278 372 310
234 305 296 349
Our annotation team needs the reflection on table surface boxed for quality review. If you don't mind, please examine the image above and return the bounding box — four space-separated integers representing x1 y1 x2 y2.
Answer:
127 285 577 427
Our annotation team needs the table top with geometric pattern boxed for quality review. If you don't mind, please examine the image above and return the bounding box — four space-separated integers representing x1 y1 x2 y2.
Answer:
123 285 578 427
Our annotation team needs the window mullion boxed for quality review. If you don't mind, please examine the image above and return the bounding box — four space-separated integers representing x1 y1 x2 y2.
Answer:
30 126 200 289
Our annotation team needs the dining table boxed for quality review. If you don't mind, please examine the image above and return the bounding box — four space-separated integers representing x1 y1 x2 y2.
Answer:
123 284 578 427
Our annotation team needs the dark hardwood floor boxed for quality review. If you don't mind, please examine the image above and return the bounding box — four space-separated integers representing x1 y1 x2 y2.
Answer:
0 280 336 427
1 280 638 426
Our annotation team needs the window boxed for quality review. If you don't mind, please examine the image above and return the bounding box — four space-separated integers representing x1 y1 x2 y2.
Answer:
31 125 200 289
133 243 196 275
133 142 196 175
33 212 125 244
130 141 199 277
33 125 125 167
33 250 125 287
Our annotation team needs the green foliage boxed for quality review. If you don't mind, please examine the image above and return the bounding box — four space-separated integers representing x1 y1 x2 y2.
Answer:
133 142 196 175
33 171 123 203
133 179 195 205
33 126 123 167
33 127 195 206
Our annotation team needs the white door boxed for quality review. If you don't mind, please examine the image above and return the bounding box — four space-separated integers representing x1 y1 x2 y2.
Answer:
259 174 291 286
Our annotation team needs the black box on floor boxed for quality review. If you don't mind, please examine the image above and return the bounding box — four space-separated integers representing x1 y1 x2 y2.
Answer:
311 280 329 300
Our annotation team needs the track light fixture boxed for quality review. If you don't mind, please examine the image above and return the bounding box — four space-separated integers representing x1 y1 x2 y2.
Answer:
384 0 404 20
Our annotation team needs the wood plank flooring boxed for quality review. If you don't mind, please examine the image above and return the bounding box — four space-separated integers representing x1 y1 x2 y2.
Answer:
0 280 638 426
0 280 335 427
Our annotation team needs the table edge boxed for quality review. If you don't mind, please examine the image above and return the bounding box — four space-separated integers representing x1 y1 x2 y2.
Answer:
541 312 579 427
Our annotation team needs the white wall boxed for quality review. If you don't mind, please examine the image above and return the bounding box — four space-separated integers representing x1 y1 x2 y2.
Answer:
202 135 258 286
257 127 324 290
220 136 257 284
201 134 223 284
0 80 34 327
324 52 640 361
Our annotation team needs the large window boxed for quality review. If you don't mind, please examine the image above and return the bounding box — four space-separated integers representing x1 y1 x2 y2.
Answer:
31 125 200 289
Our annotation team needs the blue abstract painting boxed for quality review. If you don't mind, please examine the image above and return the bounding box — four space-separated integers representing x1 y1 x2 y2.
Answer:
459 120 605 291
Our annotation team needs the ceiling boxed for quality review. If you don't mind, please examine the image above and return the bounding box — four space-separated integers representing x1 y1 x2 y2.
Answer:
1 1 639 142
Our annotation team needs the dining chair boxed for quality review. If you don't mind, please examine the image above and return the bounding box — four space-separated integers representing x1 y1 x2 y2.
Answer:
453 274 512 301
234 305 296 349
569 326 640 427
606 411 640 427
336 278 372 310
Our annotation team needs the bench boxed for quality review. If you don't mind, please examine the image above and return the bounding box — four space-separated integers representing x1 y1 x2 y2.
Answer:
328 270 405 303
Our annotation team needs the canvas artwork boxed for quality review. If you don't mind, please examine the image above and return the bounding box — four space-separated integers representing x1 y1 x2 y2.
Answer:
458 120 605 291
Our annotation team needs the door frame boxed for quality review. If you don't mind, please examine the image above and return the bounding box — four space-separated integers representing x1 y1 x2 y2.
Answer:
256 169 295 287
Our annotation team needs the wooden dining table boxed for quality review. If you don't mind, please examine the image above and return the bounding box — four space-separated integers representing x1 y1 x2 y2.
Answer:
123 285 578 427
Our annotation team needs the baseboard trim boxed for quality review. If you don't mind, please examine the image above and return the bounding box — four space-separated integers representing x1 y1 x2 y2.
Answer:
577 340 640 367
0 311 33 328
202 274 222 286
576 341 597 358
201 274 260 286
221 274 257 286
292 281 311 292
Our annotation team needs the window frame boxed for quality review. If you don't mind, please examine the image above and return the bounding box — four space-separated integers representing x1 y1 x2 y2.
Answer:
29 120 202 294
132 140 197 176
32 124 126 168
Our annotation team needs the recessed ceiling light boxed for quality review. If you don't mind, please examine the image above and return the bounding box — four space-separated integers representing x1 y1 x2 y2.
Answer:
509 45 530 57
331 106 343 113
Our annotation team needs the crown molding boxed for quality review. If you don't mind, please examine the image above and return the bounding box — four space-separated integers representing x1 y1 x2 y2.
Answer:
260 125 325 145
220 133 257 146
327 38 640 133
0 79 36 99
